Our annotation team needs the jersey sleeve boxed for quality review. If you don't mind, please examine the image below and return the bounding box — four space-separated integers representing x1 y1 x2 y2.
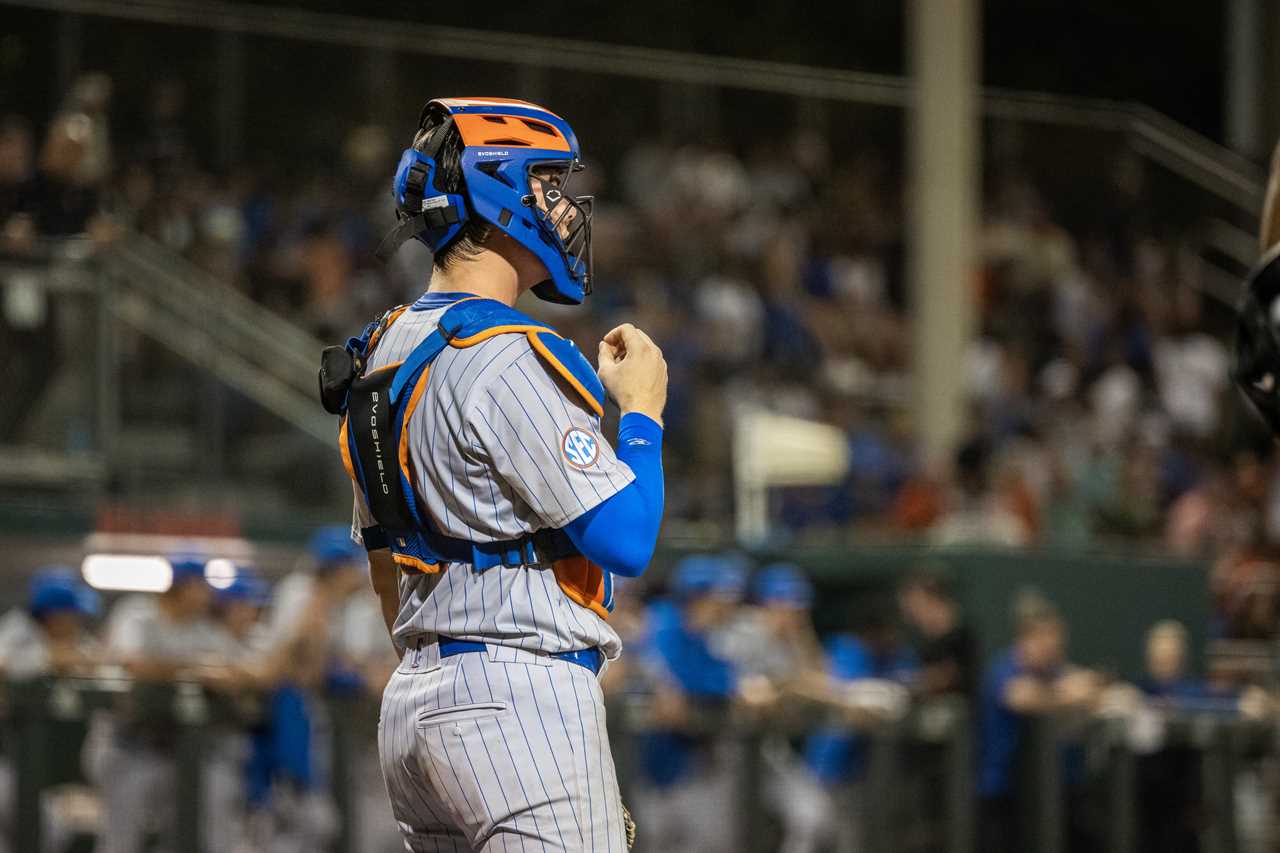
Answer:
464 346 635 529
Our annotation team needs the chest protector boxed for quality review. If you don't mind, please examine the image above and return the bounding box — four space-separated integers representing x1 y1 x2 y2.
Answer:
322 297 614 619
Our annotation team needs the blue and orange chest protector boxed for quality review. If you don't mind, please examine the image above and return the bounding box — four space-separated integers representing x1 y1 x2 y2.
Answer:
318 297 614 618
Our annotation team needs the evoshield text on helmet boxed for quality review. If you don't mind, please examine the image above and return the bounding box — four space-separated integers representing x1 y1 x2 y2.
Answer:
378 97 593 305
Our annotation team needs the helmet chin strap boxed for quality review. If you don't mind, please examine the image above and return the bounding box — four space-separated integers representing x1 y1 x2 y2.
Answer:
375 213 428 263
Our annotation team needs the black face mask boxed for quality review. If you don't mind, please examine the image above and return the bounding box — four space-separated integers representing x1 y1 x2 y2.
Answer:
1234 245 1280 435
525 162 593 304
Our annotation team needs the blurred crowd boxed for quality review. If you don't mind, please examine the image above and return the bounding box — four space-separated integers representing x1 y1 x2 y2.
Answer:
4 76 1275 554
2 546 1275 853
0 75 1272 533
2 73 1280 675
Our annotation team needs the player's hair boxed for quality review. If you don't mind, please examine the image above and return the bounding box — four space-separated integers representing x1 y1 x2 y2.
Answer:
900 562 956 602
412 105 495 272
1012 587 1061 635
1147 619 1188 647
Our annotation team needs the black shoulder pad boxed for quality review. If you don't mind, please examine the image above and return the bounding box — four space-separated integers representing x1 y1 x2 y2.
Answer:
319 345 360 415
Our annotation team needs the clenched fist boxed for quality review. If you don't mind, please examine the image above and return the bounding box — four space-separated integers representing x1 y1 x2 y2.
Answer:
597 323 668 427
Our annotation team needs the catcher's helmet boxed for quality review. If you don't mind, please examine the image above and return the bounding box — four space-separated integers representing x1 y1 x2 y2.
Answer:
378 97 593 306
1234 243 1280 435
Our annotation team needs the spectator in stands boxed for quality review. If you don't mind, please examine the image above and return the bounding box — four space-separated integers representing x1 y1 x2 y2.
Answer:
898 566 977 699
977 592 1104 853
0 115 33 227
1210 523 1280 642
0 106 114 442
8 112 105 242
932 436 1032 548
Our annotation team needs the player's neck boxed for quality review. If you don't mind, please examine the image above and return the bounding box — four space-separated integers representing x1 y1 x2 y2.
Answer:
427 235 542 307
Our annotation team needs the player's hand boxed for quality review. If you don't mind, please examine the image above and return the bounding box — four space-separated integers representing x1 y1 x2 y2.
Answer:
597 323 668 427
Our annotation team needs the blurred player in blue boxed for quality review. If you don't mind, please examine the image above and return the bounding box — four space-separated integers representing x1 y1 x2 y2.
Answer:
0 566 99 679
91 553 246 853
716 563 823 685
0 567 100 853
205 566 273 853
632 554 774 853
779 610 915 853
977 595 1102 853
252 527 368 852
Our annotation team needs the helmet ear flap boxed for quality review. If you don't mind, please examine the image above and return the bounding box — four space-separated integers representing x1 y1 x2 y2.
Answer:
377 145 469 262
394 148 431 216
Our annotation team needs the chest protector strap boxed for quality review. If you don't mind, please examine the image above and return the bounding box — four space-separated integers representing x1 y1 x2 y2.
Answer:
329 298 613 619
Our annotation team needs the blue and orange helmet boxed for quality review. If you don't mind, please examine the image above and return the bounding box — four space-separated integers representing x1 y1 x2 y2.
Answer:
380 97 593 306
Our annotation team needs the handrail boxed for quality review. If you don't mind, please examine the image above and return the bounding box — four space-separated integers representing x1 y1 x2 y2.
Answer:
110 285 333 442
111 236 321 376
98 234 334 443
2 0 1265 216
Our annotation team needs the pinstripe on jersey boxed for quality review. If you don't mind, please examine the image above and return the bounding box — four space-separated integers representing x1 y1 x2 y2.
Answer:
351 300 633 660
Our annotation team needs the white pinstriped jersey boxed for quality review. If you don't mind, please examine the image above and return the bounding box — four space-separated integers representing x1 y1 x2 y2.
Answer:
351 298 633 659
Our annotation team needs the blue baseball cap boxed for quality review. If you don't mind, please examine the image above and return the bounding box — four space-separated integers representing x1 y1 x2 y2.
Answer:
753 563 814 608
216 568 271 608
167 553 209 587
309 526 363 571
28 566 100 619
670 553 749 602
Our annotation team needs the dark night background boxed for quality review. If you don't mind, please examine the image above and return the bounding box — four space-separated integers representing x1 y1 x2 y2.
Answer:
226 0 1227 143
0 1 1229 149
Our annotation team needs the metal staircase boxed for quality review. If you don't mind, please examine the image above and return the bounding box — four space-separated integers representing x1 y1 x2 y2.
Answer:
102 234 331 444
0 233 340 523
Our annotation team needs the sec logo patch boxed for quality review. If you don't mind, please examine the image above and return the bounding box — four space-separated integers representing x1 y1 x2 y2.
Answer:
561 428 600 469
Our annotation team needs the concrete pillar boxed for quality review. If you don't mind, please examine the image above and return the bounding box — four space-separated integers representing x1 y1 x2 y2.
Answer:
1225 0 1264 159
908 0 980 467
1265 0 1280 153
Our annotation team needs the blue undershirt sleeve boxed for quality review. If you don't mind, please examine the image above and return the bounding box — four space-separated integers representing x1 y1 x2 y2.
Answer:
562 412 664 577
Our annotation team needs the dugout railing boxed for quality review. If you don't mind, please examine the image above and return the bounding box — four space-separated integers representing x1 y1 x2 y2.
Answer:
7 674 1276 853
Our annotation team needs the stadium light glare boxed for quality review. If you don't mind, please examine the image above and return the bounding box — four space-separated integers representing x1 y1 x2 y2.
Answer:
81 554 173 592
204 558 238 589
